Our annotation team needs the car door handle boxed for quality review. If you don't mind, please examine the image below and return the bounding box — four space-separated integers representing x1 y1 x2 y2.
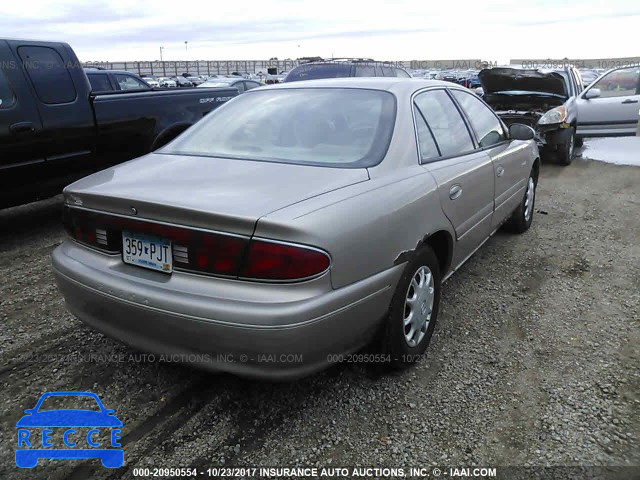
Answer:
496 165 505 177
449 184 462 200
9 122 36 134
621 99 638 104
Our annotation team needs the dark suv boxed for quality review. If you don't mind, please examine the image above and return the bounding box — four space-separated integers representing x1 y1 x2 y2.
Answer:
284 59 410 82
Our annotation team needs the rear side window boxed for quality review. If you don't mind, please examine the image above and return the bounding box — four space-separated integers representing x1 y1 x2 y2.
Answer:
18 46 77 104
355 65 376 77
379 65 394 77
414 109 440 161
87 73 113 92
284 64 352 82
0 69 16 109
450 90 505 147
414 90 474 157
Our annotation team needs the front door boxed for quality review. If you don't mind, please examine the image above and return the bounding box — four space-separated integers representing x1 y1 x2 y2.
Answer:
577 67 640 137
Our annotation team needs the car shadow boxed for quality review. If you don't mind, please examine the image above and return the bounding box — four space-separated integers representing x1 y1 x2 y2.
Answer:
0 195 64 251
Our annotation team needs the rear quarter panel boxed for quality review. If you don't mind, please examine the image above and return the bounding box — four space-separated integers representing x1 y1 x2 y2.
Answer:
255 166 454 289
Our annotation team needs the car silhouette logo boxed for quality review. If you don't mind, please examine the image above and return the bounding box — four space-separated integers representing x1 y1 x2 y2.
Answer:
15 391 123 468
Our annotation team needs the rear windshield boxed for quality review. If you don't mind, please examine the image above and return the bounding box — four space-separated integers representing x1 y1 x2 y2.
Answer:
284 64 352 82
162 88 396 168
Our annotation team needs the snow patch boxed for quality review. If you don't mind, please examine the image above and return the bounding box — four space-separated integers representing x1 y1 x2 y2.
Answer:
581 137 640 167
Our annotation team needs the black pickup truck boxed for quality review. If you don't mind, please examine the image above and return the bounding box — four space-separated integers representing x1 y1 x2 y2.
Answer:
0 39 237 208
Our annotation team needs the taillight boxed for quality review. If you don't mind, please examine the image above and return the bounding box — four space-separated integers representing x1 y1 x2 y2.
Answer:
62 205 121 252
63 206 330 281
240 240 330 281
172 232 247 276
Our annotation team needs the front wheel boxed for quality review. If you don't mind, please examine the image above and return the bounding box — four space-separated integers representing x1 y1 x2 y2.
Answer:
557 127 575 165
381 246 442 368
503 169 537 233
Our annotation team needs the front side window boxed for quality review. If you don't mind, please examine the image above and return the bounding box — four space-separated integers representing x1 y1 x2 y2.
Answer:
0 69 16 108
450 89 505 147
114 74 149 91
591 68 640 97
162 88 397 168
244 81 261 91
18 46 77 104
414 90 474 157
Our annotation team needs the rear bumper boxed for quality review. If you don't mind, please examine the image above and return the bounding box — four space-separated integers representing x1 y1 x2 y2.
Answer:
52 241 403 380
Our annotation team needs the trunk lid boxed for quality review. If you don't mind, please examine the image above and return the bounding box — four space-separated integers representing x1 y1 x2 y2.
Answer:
64 153 369 235
479 68 568 98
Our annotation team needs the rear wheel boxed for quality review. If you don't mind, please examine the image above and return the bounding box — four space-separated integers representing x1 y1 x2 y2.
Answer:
381 246 441 368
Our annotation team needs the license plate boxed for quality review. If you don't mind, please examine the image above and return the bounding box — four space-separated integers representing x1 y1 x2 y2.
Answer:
122 231 172 273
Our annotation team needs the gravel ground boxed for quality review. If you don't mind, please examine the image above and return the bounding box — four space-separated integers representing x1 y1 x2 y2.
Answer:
0 155 638 480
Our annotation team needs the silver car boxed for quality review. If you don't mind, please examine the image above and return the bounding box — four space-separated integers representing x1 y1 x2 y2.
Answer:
52 78 540 380
576 65 640 139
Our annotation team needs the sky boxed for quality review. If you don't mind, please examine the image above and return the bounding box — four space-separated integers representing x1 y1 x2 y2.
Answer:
2 0 639 63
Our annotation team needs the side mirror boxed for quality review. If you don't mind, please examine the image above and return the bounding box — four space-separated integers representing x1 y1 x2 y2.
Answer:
474 87 484 96
24 409 35 414
584 88 601 100
105 409 116 415
509 123 536 141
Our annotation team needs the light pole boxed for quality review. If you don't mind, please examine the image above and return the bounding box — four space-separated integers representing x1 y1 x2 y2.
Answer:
159 46 164 62
185 41 188 56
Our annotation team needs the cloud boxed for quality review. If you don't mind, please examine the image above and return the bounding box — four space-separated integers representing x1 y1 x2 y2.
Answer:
1 0 638 61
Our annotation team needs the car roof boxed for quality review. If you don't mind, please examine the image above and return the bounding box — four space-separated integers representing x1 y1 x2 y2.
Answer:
203 78 242 83
255 77 458 96
84 69 140 76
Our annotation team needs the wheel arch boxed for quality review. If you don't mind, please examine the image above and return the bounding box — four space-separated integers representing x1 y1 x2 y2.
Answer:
532 157 540 181
150 122 192 151
394 229 454 278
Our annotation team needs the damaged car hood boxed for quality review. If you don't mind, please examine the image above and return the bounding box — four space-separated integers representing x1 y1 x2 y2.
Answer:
479 68 568 98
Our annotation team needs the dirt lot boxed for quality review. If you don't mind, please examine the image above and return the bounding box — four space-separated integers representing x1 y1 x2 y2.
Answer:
0 157 638 480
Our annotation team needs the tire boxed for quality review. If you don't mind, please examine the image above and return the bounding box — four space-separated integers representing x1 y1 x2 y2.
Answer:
381 246 442 368
557 127 575 165
503 168 537 234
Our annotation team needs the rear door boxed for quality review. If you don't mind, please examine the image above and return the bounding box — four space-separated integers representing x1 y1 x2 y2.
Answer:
0 40 46 203
449 88 529 227
415 89 495 268
576 67 640 136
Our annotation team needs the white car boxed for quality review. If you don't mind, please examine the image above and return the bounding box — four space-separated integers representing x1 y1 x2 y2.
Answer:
158 77 177 88
142 77 160 88
576 66 640 139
